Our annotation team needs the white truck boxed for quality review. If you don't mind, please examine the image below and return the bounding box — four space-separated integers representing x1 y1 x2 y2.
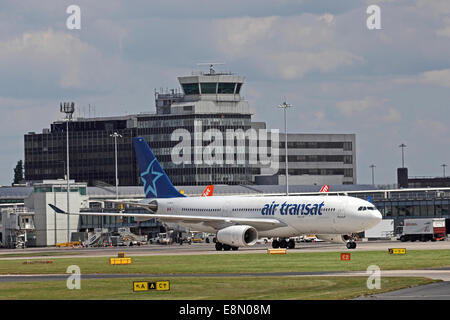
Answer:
398 218 446 242
365 219 394 239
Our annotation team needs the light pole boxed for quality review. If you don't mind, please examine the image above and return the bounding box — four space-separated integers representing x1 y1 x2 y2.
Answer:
60 102 75 242
442 164 447 178
279 101 292 196
399 143 406 168
110 132 123 199
369 164 376 186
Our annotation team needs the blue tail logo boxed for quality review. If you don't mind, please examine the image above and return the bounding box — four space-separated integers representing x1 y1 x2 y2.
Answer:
133 137 184 198
141 159 164 198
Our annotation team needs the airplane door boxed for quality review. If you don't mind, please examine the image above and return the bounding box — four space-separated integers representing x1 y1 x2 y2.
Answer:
334 199 347 232
224 201 233 217
337 206 346 219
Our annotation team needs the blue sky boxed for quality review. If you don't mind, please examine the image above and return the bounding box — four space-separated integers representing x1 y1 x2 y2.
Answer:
1 0 450 185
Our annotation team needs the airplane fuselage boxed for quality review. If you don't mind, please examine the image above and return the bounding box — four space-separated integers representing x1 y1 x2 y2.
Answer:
146 195 382 238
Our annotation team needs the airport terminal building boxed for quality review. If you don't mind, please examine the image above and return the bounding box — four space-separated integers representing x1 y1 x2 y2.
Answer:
24 69 356 187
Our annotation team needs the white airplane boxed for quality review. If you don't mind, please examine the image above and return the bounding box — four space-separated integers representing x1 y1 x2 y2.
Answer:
49 137 382 251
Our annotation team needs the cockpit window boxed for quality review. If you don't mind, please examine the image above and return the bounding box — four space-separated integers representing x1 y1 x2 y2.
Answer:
358 206 376 211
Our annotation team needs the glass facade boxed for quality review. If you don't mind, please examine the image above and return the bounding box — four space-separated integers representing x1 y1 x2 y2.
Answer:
181 83 200 95
24 113 257 186
200 82 217 94
349 191 450 219
25 120 138 187
138 113 256 186
217 82 236 94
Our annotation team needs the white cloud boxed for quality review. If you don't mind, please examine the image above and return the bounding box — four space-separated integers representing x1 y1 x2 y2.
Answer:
318 13 335 26
383 107 401 122
266 50 361 80
0 29 127 93
336 96 381 116
395 69 450 88
214 16 278 57
416 0 450 15
213 14 362 80
420 69 450 87
415 118 448 138
336 96 400 123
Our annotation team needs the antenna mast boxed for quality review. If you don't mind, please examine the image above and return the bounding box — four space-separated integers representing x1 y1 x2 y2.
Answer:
196 62 225 74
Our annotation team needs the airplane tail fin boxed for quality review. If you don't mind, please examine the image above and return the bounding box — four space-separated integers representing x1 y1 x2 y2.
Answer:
201 185 214 197
319 185 330 193
133 137 185 198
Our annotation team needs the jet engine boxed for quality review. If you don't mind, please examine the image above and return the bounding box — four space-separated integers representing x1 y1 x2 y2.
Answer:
317 234 351 244
216 225 258 247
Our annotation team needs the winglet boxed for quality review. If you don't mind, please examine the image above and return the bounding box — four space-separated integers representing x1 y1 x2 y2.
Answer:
48 204 67 214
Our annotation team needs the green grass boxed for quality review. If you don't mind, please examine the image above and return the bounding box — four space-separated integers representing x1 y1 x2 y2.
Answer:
0 276 437 300
1 249 449 275
0 250 446 300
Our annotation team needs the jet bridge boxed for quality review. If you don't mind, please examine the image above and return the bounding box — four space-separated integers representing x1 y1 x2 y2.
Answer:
1 207 35 248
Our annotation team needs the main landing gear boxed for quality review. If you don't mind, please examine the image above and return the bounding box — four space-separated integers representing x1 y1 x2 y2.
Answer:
215 242 239 251
272 238 295 249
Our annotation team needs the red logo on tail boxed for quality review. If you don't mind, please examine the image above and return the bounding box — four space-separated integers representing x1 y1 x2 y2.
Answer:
201 185 214 197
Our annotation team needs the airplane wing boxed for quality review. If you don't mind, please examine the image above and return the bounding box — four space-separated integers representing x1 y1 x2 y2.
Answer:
48 204 285 231
101 185 214 209
91 200 157 212
141 214 284 231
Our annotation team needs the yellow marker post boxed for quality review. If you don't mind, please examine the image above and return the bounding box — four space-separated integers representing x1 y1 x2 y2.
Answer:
267 249 287 255
388 248 406 255
109 257 131 265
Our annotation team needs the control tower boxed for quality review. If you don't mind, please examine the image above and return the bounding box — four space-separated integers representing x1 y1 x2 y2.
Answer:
151 66 257 186
156 66 251 116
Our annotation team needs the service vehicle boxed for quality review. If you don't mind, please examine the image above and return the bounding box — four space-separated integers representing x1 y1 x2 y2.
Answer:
398 218 446 242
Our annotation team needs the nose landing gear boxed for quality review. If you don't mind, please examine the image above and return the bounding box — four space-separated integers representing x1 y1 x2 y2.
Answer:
346 241 357 249
272 238 295 249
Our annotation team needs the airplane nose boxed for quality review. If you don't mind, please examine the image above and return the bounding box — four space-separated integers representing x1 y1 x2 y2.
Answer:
370 210 382 226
